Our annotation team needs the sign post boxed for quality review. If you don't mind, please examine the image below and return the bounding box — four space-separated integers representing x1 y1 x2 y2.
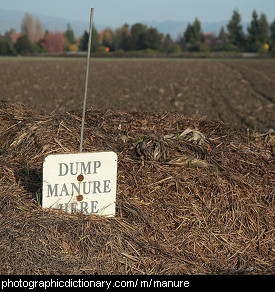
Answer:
80 7 94 153
42 9 118 217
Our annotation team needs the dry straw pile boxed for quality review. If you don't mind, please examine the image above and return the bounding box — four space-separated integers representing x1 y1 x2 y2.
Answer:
0 101 274 275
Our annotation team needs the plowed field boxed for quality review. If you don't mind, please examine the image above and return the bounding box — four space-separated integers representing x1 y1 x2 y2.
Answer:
0 58 274 275
0 58 274 130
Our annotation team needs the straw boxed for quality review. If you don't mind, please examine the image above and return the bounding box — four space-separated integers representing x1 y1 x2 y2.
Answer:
0 101 274 275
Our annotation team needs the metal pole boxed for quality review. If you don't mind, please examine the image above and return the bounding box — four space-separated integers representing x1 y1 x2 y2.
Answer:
80 8 94 152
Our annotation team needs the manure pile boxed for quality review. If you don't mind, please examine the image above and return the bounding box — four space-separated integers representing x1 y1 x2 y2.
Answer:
0 101 274 275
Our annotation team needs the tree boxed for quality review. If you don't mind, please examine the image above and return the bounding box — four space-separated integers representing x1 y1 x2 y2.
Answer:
99 28 114 50
44 32 64 53
142 27 162 50
215 26 228 50
69 44 78 52
79 28 100 52
270 20 275 40
181 23 193 49
270 20 275 52
21 12 44 43
131 23 147 50
33 39 48 54
0 35 9 55
180 18 204 51
79 30 89 51
113 24 133 51
259 13 270 45
247 10 260 51
21 13 35 42
247 11 270 52
203 33 218 51
34 17 44 43
163 34 173 52
218 26 227 41
14 35 33 55
91 27 100 52
227 10 245 50
192 18 204 43
162 34 180 53
0 32 15 55
64 23 75 50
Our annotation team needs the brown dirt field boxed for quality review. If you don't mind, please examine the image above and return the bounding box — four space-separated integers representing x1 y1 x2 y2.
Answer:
0 58 274 130
0 58 274 275
0 101 274 275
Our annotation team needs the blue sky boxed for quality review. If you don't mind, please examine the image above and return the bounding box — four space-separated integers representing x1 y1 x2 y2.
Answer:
1 0 275 27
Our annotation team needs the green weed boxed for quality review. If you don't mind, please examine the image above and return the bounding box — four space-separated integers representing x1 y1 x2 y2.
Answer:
36 189 42 208
176 123 180 139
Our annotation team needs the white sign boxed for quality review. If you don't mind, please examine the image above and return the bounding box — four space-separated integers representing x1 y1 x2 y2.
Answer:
42 151 117 216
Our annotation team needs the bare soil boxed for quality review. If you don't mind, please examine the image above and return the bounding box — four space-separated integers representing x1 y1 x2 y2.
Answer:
0 58 274 275
0 58 274 130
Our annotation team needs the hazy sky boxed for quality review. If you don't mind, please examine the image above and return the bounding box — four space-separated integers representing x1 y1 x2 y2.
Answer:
1 0 275 26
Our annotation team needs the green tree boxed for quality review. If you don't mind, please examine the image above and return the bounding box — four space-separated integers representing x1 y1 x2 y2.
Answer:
192 18 204 44
248 11 259 40
182 24 193 44
247 11 270 52
14 35 33 55
227 10 245 50
64 23 75 47
270 20 275 52
162 33 181 54
79 30 89 51
216 26 228 50
142 27 162 50
0 33 15 55
162 34 174 52
91 27 100 52
259 13 270 45
79 28 99 52
131 23 147 50
180 18 204 51
130 23 162 51
113 24 133 51
0 36 9 55
100 28 114 50
270 20 275 40
247 10 260 51
120 24 133 51
33 39 47 53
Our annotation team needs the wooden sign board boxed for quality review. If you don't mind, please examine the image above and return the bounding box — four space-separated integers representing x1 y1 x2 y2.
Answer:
42 152 117 217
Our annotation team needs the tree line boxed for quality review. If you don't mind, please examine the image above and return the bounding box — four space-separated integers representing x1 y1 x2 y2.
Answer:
0 10 275 56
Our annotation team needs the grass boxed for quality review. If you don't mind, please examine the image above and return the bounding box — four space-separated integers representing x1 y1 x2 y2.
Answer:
176 123 180 139
0 56 86 62
1 56 275 62
35 189 42 208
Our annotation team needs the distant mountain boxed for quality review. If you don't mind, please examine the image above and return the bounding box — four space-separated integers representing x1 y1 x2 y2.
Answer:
0 9 248 39
142 20 233 39
0 9 103 36
0 9 22 34
142 20 189 39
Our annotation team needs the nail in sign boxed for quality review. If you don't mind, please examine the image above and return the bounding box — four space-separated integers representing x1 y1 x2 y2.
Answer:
42 152 117 216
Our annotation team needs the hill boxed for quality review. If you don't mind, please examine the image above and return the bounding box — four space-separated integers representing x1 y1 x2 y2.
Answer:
0 9 100 37
0 9 249 38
